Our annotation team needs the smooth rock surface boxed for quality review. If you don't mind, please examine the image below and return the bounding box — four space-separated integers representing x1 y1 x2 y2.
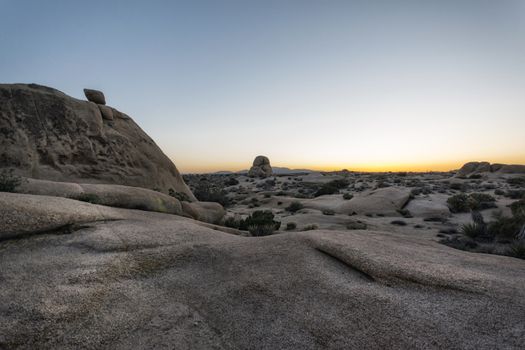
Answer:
0 192 524 349
15 177 184 216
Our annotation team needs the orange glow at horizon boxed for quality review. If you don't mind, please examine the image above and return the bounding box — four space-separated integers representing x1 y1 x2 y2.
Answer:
174 156 525 174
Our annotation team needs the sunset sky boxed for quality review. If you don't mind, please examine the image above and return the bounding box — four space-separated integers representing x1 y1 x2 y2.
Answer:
1 0 524 173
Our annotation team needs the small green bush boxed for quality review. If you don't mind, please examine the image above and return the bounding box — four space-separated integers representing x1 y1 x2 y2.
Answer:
248 224 278 237
507 241 525 260
225 177 239 186
487 211 524 240
447 193 496 213
447 194 470 213
314 179 349 197
505 189 525 199
168 188 191 202
343 193 353 200
346 221 367 230
302 224 318 231
224 216 240 229
193 183 229 207
285 222 297 231
469 193 496 210
239 210 281 236
461 222 486 239
0 169 22 192
286 201 304 213
507 177 525 186
390 220 407 226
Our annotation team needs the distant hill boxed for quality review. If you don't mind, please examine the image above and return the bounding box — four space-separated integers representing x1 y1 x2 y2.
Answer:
212 167 314 175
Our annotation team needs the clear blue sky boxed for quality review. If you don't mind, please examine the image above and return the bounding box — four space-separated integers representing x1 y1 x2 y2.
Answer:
1 0 524 172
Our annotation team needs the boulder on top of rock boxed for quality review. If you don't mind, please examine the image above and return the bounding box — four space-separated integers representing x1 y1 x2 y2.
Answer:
0 83 194 199
83 88 106 105
248 155 273 178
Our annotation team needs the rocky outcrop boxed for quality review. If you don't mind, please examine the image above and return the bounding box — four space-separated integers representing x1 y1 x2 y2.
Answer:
15 178 184 216
0 83 195 200
247 155 273 178
1 191 524 349
457 161 525 177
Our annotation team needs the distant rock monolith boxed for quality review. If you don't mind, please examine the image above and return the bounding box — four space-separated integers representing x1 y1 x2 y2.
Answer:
248 155 273 178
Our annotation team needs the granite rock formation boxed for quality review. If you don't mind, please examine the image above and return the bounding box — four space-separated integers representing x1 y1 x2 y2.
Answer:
248 155 273 178
0 83 195 200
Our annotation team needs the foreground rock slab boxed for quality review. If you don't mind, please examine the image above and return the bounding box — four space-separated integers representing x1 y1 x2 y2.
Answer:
1 192 524 349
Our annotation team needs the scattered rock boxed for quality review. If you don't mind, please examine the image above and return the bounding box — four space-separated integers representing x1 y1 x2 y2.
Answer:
98 104 114 120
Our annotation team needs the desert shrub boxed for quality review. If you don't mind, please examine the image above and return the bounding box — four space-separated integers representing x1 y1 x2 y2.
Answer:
507 177 525 186
239 210 280 236
0 169 22 192
322 209 335 216
168 188 191 202
461 223 486 239
346 221 367 230
225 177 239 186
439 228 458 234
286 201 304 213
505 189 525 199
193 183 229 207
77 193 101 204
285 222 297 231
507 241 525 260
447 193 496 213
343 193 353 200
314 179 349 197
469 193 496 210
302 224 318 231
450 182 468 191
487 211 524 240
248 224 277 236
494 189 505 196
447 194 470 213
468 174 483 179
390 220 407 226
510 199 525 218
224 216 240 229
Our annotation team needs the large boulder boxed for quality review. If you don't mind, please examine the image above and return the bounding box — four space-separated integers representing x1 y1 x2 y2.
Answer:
336 187 412 216
247 155 273 178
0 83 195 200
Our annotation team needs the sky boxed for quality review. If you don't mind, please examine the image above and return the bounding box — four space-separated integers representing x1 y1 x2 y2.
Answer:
1 0 524 173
